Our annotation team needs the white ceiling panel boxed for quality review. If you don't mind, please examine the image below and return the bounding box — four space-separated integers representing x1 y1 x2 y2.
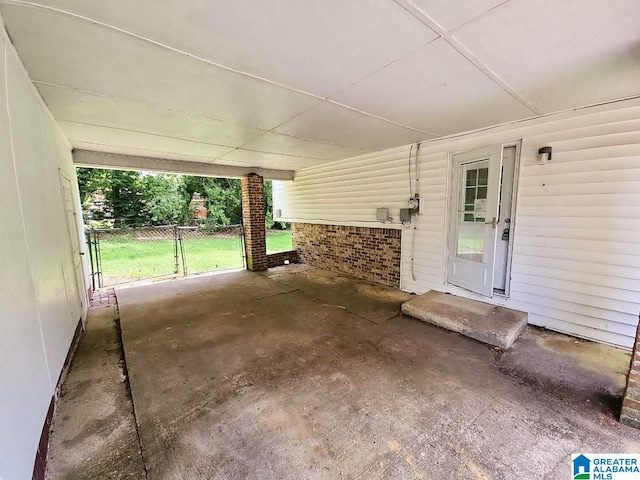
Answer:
31 0 438 97
331 39 534 135
0 4 320 131
59 121 235 161
406 0 507 31
2 0 638 172
275 101 435 150
219 149 324 171
238 132 373 161
453 0 640 113
37 84 264 148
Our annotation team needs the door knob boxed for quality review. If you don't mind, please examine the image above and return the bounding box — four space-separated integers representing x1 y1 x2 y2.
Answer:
485 217 497 229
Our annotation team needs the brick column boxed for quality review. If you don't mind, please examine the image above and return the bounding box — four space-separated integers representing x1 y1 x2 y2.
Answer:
241 173 267 271
621 320 640 428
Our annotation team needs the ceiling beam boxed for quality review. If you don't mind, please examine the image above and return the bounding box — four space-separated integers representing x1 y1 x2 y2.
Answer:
73 150 295 181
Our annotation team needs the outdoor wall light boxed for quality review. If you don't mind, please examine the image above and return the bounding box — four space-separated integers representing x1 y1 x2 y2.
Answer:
538 146 552 164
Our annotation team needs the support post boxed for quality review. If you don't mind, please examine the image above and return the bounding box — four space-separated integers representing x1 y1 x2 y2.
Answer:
621 320 640 428
241 173 267 272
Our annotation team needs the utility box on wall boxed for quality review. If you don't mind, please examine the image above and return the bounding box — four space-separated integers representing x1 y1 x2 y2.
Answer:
399 208 411 222
376 208 389 221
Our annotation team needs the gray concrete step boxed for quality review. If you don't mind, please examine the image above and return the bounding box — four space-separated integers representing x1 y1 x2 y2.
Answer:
401 290 527 349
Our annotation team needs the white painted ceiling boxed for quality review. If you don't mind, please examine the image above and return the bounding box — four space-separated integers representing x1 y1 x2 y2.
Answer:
1 0 639 171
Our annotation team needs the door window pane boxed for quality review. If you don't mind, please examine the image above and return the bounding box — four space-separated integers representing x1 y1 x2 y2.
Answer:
466 169 477 186
456 215 485 262
465 187 475 204
462 166 489 223
456 162 489 262
478 167 488 186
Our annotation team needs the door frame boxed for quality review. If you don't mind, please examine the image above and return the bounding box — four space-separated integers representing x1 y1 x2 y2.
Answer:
444 140 522 298
495 141 522 297
58 169 86 321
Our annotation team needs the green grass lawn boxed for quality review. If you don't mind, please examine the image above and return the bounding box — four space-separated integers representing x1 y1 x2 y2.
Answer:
98 230 292 286
267 229 293 254
181 235 245 274
98 236 177 285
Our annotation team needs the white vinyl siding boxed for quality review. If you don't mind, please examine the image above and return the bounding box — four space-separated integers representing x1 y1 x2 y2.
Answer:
274 98 640 349
0 25 86 480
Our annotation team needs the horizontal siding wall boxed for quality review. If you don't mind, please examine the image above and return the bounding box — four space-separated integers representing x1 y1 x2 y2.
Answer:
274 98 640 349
0 22 85 479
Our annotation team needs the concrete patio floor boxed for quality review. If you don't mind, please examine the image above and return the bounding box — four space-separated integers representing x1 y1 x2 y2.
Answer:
47 265 640 479
45 300 145 479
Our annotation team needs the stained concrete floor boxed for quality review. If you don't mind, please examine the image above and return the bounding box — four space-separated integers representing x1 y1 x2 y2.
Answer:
45 302 145 479
48 265 640 479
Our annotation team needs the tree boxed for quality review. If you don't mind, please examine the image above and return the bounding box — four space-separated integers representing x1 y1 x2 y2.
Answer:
264 179 274 227
140 174 184 225
77 167 255 228
179 176 242 226
105 170 145 227
204 178 242 225
179 175 208 224
76 167 109 203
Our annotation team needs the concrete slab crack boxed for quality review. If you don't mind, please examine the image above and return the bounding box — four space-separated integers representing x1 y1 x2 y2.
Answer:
249 287 299 303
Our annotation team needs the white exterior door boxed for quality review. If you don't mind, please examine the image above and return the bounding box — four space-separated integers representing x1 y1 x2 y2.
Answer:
59 171 84 320
448 145 503 297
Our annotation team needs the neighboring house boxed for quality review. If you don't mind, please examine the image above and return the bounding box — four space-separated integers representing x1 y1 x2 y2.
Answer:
84 191 110 222
190 193 208 221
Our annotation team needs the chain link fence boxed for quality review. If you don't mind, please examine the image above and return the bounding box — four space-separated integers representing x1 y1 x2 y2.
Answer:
178 224 245 275
86 224 245 288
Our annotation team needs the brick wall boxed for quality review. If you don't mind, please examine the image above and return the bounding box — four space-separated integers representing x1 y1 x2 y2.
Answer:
241 173 267 271
621 320 640 428
266 250 299 268
292 223 401 287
